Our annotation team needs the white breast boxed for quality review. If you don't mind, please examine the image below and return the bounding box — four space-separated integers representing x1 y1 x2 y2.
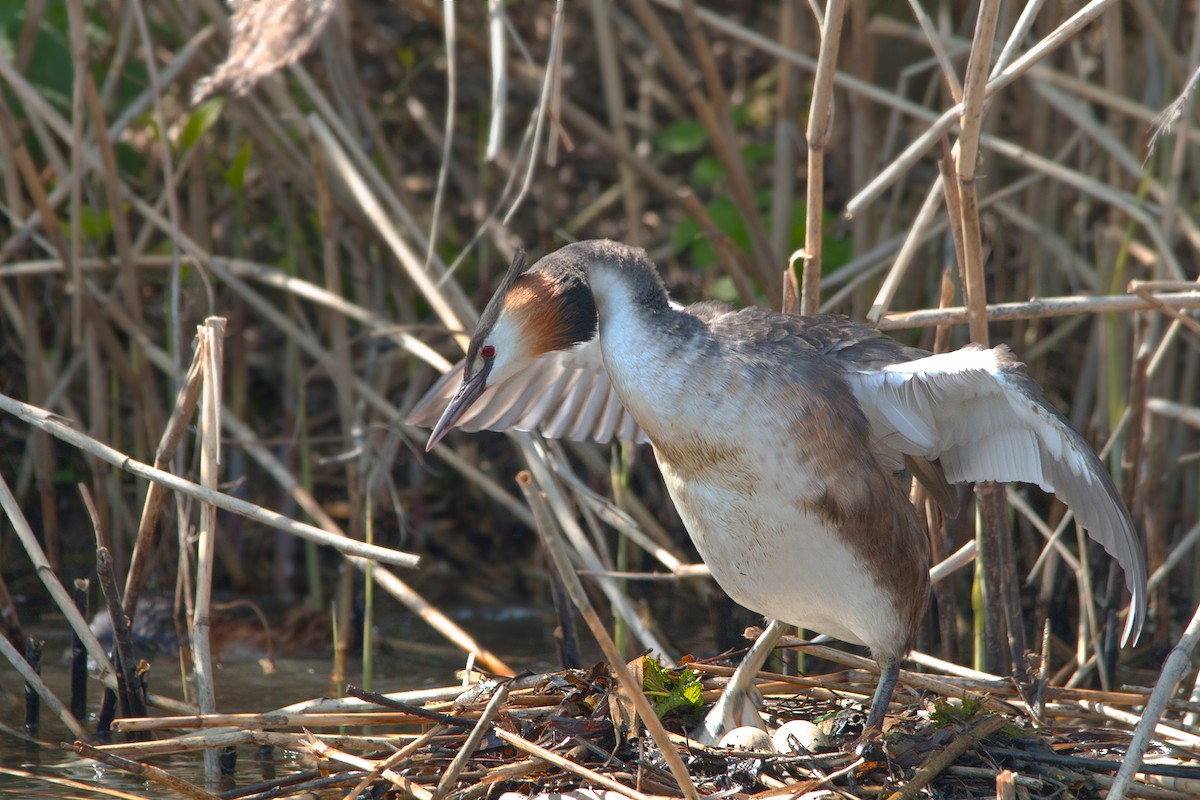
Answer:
592 298 912 658
656 443 908 656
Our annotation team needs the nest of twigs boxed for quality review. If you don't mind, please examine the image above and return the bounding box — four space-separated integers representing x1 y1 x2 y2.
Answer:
73 633 1200 800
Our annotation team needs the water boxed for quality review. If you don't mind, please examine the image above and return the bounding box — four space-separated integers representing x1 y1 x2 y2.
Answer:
0 603 568 798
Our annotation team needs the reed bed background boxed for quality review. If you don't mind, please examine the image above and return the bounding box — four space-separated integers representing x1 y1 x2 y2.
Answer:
1 0 1200 797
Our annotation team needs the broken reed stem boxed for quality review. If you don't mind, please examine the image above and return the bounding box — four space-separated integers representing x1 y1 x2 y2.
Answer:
434 683 509 798
885 715 1008 800
0 393 420 570
0 468 117 680
515 470 701 800
491 727 655 800
0 632 87 740
799 0 845 315
68 741 220 800
192 316 225 782
124 331 206 617
94 545 146 720
1109 603 1200 800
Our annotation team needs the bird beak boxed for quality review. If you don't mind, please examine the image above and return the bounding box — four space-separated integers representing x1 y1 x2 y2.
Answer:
425 363 491 451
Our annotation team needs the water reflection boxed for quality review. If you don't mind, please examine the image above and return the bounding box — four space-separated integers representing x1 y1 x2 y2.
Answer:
0 603 563 797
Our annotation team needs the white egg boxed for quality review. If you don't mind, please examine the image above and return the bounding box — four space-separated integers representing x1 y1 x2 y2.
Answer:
717 725 776 752
772 719 830 753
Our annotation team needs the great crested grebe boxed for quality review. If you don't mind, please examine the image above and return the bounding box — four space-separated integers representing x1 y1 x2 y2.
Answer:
409 239 1146 735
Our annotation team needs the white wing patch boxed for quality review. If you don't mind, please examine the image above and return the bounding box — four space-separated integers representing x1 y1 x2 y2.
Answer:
850 348 1086 488
847 345 1145 646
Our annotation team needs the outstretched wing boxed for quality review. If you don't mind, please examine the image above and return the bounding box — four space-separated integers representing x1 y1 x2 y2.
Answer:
405 336 649 445
845 344 1147 646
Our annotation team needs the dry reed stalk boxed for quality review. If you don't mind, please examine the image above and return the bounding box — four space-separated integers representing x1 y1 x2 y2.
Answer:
312 137 369 681
116 710 473 733
300 734 434 799
866 178 944 322
885 715 1008 800
86 286 517 673
492 727 657 800
0 632 88 740
798 0 845 315
517 470 700 800
69 740 220 799
947 0 1024 676
0 7 1197 796
877 291 1200 330
545 447 693 574
190 317 225 781
519 438 672 658
313 113 474 335
0 468 117 679
1110 605 1200 799
0 393 420 568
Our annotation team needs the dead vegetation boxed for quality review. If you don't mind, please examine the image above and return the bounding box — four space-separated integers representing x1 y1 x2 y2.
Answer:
1 1 1200 798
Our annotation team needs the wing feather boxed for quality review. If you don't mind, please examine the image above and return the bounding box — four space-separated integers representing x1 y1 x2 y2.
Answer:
405 337 649 445
847 345 1147 645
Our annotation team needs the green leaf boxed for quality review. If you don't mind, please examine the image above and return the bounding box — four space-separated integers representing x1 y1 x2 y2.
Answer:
641 657 704 719
224 140 253 191
79 206 113 241
741 141 774 167
178 98 224 152
783 204 854 275
672 217 701 253
928 694 984 726
691 156 724 187
659 118 708 155
705 196 748 248
711 275 738 303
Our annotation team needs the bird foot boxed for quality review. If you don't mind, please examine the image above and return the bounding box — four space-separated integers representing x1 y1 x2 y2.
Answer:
693 620 786 746
692 683 765 746
851 724 887 761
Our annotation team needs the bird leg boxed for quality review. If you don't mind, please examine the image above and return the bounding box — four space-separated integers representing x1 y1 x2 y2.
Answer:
693 619 787 745
865 654 900 732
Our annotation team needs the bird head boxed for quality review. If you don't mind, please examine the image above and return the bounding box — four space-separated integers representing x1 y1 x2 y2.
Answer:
426 249 597 450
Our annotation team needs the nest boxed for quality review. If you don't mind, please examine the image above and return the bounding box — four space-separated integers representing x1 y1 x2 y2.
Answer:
77 639 1200 800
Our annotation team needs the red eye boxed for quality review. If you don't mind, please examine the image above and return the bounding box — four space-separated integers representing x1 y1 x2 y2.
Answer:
481 345 495 359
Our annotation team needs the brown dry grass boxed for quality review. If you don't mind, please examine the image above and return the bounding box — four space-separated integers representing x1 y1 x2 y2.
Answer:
1 1 1199 795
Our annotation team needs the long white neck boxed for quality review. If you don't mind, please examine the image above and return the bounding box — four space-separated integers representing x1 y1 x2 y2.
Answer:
585 259 712 439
